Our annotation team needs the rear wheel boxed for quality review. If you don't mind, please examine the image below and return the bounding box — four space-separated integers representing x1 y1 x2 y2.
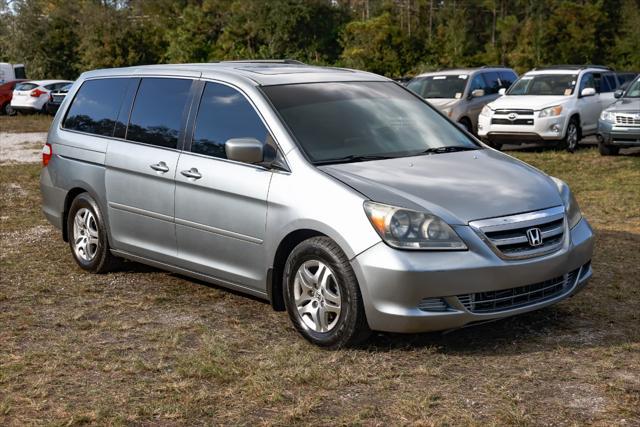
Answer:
458 118 473 134
67 193 120 273
2 103 15 116
283 236 370 348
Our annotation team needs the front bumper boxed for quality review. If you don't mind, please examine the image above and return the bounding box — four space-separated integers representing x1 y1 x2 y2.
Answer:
351 218 594 333
478 113 567 143
598 120 640 146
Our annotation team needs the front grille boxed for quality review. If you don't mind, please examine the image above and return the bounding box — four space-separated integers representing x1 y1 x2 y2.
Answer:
494 109 534 116
457 268 580 313
469 206 566 259
491 118 534 125
615 114 640 126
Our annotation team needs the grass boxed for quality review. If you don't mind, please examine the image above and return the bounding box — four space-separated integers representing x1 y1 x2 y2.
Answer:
1 147 639 425
0 114 52 133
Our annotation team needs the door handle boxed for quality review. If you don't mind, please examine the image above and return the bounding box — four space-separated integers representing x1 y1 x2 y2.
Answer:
150 161 170 173
181 168 202 180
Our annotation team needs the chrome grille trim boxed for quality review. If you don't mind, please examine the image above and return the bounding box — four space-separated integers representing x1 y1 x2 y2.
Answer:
469 206 566 260
457 268 580 313
615 114 640 126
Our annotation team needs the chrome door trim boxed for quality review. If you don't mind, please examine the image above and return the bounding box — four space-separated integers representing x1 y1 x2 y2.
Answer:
108 201 173 223
174 217 263 244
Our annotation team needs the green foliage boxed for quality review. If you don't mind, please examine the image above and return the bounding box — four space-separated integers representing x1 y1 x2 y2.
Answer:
0 0 638 80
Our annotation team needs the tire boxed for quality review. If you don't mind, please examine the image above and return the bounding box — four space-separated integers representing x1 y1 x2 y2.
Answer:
283 236 371 348
484 139 503 150
67 193 120 273
2 103 15 116
458 118 473 134
564 118 580 153
598 142 619 156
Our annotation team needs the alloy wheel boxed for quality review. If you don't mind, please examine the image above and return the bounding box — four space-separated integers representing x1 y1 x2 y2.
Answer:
72 208 99 262
293 260 342 333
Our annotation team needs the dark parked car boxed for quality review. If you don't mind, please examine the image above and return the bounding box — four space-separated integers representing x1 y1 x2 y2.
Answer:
0 79 28 115
45 83 72 115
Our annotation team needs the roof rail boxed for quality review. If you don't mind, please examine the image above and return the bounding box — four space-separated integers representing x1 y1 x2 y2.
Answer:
220 59 306 65
533 64 613 71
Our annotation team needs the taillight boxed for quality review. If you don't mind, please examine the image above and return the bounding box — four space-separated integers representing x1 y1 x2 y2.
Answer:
30 88 46 97
42 143 52 166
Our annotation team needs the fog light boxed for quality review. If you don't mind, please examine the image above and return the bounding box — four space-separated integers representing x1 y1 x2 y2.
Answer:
478 123 483 131
551 124 560 133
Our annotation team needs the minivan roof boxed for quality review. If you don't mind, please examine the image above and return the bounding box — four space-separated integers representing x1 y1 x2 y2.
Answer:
413 67 513 78
80 61 389 86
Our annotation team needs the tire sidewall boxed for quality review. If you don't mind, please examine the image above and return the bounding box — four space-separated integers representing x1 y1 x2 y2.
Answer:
283 240 358 347
67 193 110 272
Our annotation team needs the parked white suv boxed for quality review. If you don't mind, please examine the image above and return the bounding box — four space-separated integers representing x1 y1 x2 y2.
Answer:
11 79 72 113
478 66 621 151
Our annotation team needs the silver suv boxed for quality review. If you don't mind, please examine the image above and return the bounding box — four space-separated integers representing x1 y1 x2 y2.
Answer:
407 67 518 134
40 61 594 348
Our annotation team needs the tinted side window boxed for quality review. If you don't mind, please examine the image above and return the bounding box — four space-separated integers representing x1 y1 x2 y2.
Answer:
601 74 617 92
483 71 501 94
469 74 488 94
499 71 517 88
63 78 130 137
579 73 595 92
127 78 192 149
191 82 269 160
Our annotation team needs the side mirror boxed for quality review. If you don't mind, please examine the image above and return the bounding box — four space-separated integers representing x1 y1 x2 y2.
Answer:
470 89 485 98
225 138 264 164
498 88 506 95
580 87 596 97
614 89 624 98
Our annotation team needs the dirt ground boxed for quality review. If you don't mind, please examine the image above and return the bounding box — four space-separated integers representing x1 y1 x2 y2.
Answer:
0 118 639 425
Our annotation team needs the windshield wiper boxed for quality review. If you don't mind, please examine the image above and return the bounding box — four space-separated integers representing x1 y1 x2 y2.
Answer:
419 146 479 155
314 154 397 165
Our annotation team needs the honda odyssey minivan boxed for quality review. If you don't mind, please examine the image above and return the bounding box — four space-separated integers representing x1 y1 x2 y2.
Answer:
40 61 594 348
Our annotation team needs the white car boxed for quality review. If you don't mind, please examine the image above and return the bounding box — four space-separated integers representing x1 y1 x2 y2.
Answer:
478 66 622 151
11 80 72 113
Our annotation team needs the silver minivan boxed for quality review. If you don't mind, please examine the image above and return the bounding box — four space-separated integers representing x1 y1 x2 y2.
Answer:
407 67 518 134
40 61 594 348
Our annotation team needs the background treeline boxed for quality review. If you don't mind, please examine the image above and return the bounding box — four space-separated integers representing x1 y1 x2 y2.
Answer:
1 0 639 80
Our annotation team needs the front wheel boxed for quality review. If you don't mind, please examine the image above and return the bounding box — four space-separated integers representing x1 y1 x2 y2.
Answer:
283 236 370 348
67 193 120 273
564 118 580 153
2 103 15 116
598 142 619 156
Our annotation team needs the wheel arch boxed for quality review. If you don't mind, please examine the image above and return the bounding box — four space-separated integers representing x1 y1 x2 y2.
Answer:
268 229 328 311
61 186 102 242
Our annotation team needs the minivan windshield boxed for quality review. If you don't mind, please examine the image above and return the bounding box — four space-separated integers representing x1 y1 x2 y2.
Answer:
624 78 640 98
262 82 479 164
407 75 468 99
507 74 577 96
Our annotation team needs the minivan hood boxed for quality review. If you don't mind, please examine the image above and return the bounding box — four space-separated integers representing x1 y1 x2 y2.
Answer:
489 95 569 111
605 97 640 113
319 149 562 225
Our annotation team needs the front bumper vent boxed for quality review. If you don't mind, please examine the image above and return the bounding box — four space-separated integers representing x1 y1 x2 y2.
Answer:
457 268 580 314
418 297 450 312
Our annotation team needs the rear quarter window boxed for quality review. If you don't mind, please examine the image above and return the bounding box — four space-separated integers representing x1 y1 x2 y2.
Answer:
63 78 130 137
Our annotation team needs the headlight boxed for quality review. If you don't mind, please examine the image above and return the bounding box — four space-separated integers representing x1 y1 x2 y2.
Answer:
539 105 563 118
600 110 615 123
363 201 467 250
551 177 582 229
480 105 492 116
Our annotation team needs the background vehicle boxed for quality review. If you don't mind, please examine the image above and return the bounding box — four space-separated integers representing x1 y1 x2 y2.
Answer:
478 65 621 151
616 72 638 90
45 83 72 115
597 74 640 155
407 67 518 134
0 79 27 115
41 62 593 348
0 62 26 83
10 79 72 113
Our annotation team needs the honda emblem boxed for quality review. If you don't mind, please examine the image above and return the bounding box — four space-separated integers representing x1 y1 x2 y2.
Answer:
526 227 543 247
